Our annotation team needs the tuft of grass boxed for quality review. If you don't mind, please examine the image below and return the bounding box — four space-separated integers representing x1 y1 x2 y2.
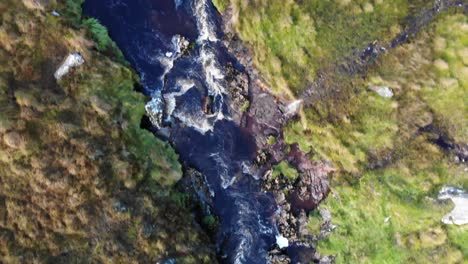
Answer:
272 160 299 181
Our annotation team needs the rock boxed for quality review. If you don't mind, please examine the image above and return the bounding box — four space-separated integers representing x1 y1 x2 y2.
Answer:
319 208 332 222
368 85 394 98
290 163 332 213
54 53 85 80
3 132 23 149
282 99 303 119
145 93 165 129
297 211 309 237
454 143 467 163
276 192 286 205
438 186 468 225
319 255 335 264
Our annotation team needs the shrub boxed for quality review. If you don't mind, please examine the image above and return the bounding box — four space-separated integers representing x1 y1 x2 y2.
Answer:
82 18 112 52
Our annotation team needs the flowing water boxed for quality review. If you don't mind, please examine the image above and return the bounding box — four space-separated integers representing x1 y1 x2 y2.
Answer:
83 0 280 262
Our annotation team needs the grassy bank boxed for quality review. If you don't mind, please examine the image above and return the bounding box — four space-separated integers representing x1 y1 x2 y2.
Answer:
216 0 415 96
299 11 467 264
0 0 214 262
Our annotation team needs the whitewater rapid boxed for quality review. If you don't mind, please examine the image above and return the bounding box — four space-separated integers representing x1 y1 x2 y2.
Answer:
84 0 280 262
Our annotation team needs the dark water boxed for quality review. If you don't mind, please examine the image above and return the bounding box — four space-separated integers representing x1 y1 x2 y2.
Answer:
83 0 281 263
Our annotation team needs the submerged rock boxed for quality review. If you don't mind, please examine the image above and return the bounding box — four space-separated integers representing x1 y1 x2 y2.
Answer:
438 186 468 225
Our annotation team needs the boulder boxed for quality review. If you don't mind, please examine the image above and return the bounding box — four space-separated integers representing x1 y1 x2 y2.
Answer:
54 53 85 80
3 132 23 149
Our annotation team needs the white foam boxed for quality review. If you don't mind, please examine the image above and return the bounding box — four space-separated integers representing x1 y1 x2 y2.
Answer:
164 79 196 117
173 110 214 133
276 235 289 249
194 0 217 42
210 153 234 189
147 2 229 135
158 35 185 86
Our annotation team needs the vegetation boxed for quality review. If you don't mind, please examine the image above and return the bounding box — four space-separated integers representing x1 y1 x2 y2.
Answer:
82 18 111 51
0 0 214 262
307 11 466 264
64 0 84 26
219 0 415 96
216 0 467 262
212 0 229 13
272 160 299 182
313 134 467 263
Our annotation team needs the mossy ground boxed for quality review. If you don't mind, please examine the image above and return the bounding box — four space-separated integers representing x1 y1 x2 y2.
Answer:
0 0 214 262
290 11 467 264
214 0 467 262
216 0 417 96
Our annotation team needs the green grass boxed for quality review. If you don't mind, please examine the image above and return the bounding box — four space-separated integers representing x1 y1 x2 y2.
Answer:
82 18 112 51
315 146 467 263
272 160 299 181
306 12 468 264
212 0 229 13
422 14 468 143
229 0 410 95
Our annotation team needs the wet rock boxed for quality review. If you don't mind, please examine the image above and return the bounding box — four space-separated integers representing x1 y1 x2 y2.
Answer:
289 156 333 213
454 143 467 163
287 243 316 264
225 62 250 122
145 93 165 129
276 192 286 204
256 150 269 165
269 249 291 264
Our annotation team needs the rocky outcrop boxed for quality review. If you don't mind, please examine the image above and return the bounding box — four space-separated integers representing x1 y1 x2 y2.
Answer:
220 5 334 261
